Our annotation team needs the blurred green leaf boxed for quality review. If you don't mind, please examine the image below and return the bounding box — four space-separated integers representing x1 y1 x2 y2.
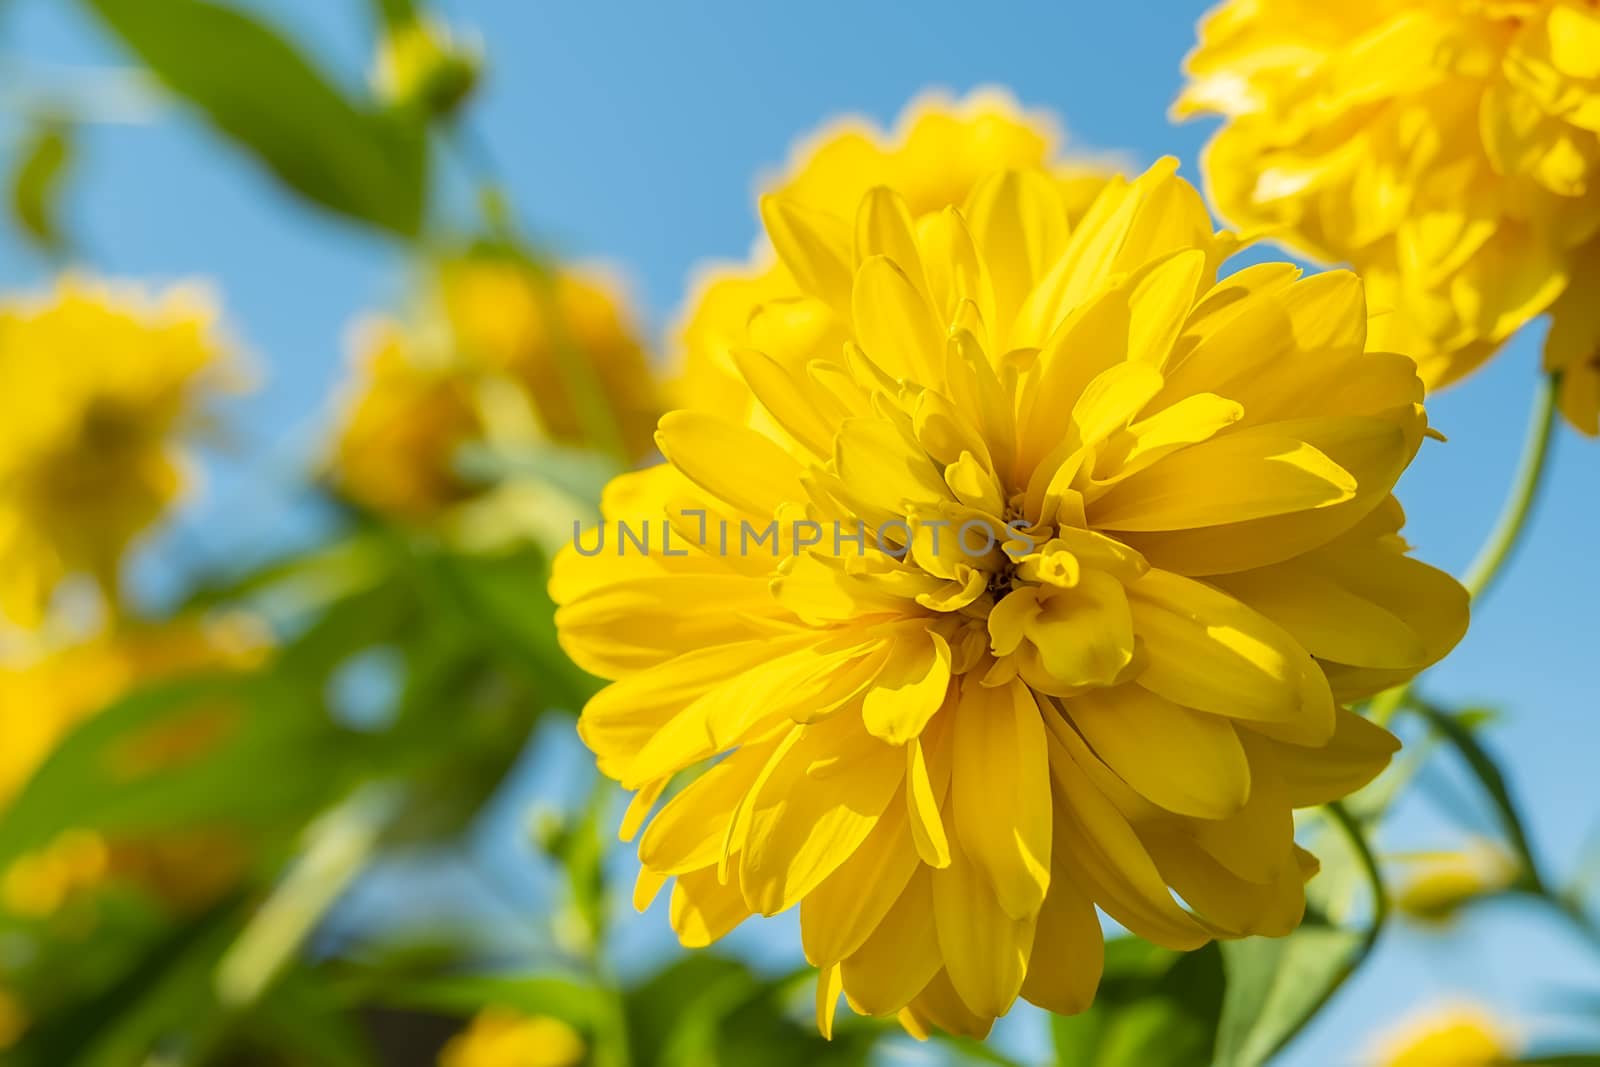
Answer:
626 958 878 1067
1212 923 1364 1067
1050 940 1223 1067
370 0 418 28
81 0 427 235
9 897 246 1067
1214 803 1386 1067
1413 697 1544 893
0 672 356 871
9 118 73 252
371 970 611 1027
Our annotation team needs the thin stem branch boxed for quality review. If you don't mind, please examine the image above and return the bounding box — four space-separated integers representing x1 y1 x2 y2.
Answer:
1327 800 1390 954
1462 370 1561 603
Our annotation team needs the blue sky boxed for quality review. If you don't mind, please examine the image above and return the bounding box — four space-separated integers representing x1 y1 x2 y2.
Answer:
3 0 1597 1063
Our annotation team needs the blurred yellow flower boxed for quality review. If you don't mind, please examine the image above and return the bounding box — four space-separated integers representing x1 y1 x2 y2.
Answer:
0 987 26 1050
439 257 661 462
373 14 481 119
0 617 264 915
1177 0 1600 434
673 88 1116 417
1393 841 1519 924
1371 1003 1516 1065
554 161 1466 1036
438 1009 585 1067
0 276 239 625
332 318 486 521
331 257 661 522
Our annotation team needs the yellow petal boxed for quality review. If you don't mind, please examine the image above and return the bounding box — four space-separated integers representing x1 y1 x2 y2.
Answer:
1045 724 1211 949
1092 430 1356 532
931 832 1035 1019
800 794 920 965
839 869 943 1016
951 680 1052 918
740 716 905 915
1066 685 1251 820
852 255 944 383
1128 569 1335 745
1018 870 1103 1016
861 629 953 744
655 411 805 518
670 865 751 948
1258 706 1400 808
906 717 953 868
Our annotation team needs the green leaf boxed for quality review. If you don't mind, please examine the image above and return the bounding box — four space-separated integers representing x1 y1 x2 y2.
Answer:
1050 940 1224 1067
624 958 880 1067
1212 924 1365 1067
374 971 611 1027
0 671 357 871
9 118 73 252
82 0 427 235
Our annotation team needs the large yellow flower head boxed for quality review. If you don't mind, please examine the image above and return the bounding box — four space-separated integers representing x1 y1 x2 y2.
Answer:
674 89 1115 417
0 276 237 623
1176 0 1600 434
554 160 1467 1036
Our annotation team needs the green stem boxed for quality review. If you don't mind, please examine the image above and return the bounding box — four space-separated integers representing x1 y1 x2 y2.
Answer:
1461 370 1561 603
1410 696 1546 894
1327 801 1390 955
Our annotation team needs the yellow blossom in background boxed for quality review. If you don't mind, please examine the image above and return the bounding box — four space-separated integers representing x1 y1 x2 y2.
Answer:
1371 1003 1517 1066
332 318 486 520
439 257 661 462
331 256 661 522
0 987 26 1050
1176 0 1600 434
0 617 265 915
438 1008 585 1067
673 88 1117 417
1393 841 1520 925
554 160 1467 1036
0 277 240 624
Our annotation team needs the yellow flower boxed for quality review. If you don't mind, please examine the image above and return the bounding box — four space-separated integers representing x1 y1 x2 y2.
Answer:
439 257 661 462
0 276 238 624
1393 841 1519 924
0 617 264 915
438 1009 585 1067
554 161 1466 1036
1371 1003 1516 1066
673 89 1115 418
332 318 486 520
331 257 662 521
1177 0 1600 434
0 987 26 1050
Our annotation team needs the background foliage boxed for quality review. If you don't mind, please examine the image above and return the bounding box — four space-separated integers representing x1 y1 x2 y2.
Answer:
0 1 1596 1065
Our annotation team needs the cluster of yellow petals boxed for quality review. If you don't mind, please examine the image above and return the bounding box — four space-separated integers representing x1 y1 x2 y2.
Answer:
672 88 1114 420
554 156 1467 1036
332 257 660 520
1392 839 1520 924
1370 1003 1517 1066
1178 0 1600 433
437 1009 586 1067
0 277 238 624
